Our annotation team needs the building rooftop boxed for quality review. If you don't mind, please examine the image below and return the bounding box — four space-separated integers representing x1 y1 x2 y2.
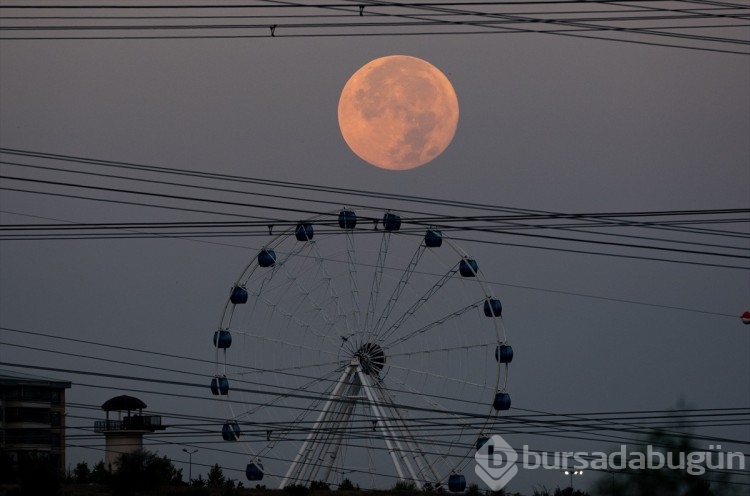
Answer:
102 395 147 411
0 368 71 388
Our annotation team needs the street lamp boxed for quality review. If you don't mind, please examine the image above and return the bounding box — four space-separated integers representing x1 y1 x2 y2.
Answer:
182 448 198 483
564 469 583 489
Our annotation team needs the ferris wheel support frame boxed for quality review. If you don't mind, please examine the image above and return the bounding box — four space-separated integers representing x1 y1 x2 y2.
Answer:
280 355 430 489
374 380 442 484
280 364 357 488
356 364 420 484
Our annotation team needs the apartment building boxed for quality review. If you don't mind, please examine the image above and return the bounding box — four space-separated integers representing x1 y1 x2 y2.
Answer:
0 369 71 475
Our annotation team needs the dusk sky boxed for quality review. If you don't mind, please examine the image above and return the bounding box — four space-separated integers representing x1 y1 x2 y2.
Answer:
1 2 748 493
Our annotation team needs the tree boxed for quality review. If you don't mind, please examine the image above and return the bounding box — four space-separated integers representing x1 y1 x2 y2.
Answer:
110 449 182 495
207 463 226 488
532 487 590 496
192 474 206 488
338 478 355 490
532 486 552 496
592 401 739 496
90 460 112 484
73 461 91 483
311 480 331 490
392 480 418 492
553 488 590 496
284 484 310 495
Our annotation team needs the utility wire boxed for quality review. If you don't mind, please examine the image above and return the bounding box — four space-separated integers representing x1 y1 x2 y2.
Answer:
3 158 749 248
3 326 749 442
3 174 748 270
0 1 747 54
3 148 747 240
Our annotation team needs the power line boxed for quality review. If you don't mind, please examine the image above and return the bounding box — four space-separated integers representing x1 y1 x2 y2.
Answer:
0 1 747 54
3 180 748 270
3 326 749 442
3 148 747 240
2 150 748 270
4 334 747 487
3 158 749 246
5 358 748 463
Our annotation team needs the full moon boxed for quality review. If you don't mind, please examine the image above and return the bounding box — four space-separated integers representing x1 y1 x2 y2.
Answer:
338 55 459 171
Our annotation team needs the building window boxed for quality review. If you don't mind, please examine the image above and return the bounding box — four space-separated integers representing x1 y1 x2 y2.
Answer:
49 412 61 427
6 408 51 424
6 429 52 445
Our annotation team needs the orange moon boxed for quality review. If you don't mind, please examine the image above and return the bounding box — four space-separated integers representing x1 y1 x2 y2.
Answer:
338 55 459 171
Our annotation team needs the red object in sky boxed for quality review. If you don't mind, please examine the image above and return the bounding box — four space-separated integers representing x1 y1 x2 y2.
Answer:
742 311 750 325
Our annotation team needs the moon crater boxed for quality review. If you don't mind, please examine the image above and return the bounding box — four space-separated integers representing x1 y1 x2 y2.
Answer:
338 55 459 171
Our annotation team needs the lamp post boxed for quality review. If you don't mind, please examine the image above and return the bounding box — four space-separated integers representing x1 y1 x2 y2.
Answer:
182 448 198 483
564 468 583 489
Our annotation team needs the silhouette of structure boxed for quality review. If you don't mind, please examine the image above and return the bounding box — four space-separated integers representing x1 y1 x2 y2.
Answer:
94 394 165 466
0 369 71 474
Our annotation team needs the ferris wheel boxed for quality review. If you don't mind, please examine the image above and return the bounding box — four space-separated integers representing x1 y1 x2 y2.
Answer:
210 208 513 491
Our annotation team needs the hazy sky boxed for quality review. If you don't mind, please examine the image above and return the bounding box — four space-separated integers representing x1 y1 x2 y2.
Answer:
1 2 749 493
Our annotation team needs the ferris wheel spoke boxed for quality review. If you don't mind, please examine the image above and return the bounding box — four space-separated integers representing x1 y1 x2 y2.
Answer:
364 230 392 336
257 375 345 462
372 241 426 337
344 228 363 332
247 292 343 350
375 266 458 345
274 245 350 344
383 372 477 420
235 359 343 377
387 341 491 360
386 361 496 401
230 330 339 362
308 238 356 343
238 368 341 420
383 300 484 349
373 380 442 485
382 374 481 477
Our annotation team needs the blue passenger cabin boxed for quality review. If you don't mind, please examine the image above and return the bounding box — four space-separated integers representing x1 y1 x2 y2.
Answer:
295 222 314 241
477 436 495 455
258 249 277 267
213 330 232 349
476 436 490 450
483 298 502 317
459 258 478 277
495 345 514 364
338 209 357 230
246 462 264 481
210 375 229 395
230 285 248 304
493 392 511 411
383 212 401 232
448 473 466 492
222 421 241 441
424 229 443 248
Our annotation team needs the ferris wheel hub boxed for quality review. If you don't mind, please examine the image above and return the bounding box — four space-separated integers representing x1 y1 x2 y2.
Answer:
354 342 386 375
